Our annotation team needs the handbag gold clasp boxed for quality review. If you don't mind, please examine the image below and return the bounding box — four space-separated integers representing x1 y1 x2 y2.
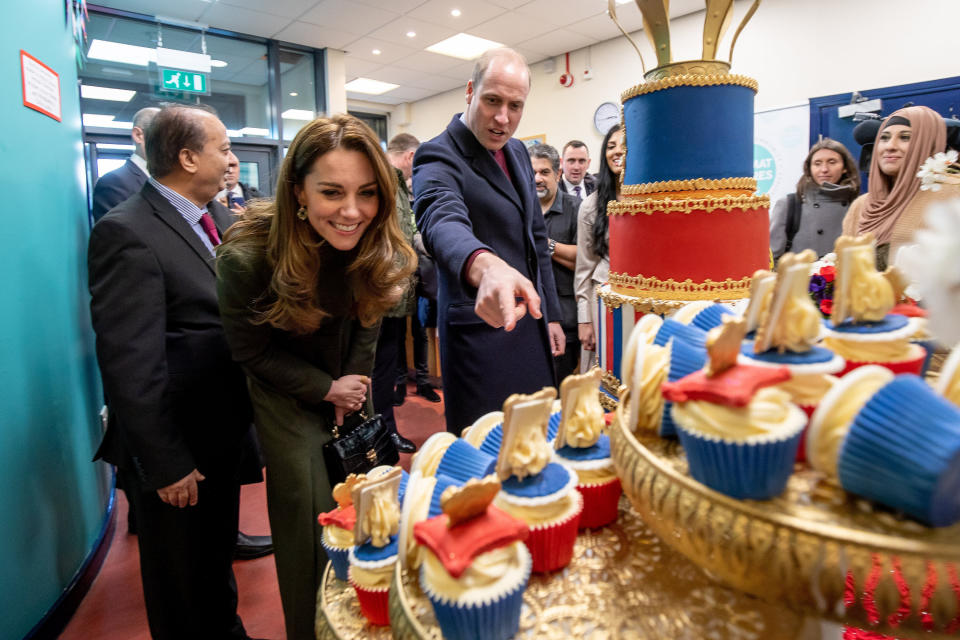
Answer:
366 449 377 463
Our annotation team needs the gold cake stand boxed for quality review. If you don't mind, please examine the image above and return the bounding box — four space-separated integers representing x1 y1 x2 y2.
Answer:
318 498 820 639
609 402 960 639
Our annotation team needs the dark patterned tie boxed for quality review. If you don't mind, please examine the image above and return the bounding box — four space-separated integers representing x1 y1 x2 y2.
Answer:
574 185 582 198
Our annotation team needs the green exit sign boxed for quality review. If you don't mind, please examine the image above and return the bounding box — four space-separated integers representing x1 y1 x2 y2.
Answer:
160 68 208 94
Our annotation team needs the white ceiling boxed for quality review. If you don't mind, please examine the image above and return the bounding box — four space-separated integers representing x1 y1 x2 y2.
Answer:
92 0 704 106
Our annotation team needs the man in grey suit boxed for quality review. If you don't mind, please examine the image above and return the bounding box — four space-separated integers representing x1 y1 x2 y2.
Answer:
91 106 159 222
88 105 261 640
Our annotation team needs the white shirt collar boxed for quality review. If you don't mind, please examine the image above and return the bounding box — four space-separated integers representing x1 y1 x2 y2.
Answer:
130 153 149 176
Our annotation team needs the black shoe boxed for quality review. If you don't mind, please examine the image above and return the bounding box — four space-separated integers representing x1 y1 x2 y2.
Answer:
235 532 273 560
416 385 441 403
392 382 407 406
391 432 417 454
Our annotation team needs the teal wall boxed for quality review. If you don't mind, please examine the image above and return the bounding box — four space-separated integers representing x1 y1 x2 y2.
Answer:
0 3 110 638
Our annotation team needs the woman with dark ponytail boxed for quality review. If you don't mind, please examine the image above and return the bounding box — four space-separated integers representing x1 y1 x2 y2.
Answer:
574 124 624 371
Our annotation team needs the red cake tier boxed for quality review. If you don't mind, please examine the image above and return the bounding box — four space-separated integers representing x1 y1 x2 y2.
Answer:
607 194 770 301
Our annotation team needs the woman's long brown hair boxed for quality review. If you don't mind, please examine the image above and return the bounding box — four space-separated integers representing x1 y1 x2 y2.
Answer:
221 114 416 333
795 137 860 200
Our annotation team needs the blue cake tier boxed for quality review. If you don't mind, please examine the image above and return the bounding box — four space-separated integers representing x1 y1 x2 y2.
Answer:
622 79 756 185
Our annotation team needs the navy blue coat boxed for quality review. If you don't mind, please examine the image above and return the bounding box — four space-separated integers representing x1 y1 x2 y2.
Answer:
413 114 560 434
91 158 148 222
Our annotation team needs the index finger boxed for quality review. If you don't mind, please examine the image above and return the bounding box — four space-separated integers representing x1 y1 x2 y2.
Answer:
498 285 518 331
516 279 542 320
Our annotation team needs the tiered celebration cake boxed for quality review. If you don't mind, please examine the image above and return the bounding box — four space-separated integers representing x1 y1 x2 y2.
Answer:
599 4 770 394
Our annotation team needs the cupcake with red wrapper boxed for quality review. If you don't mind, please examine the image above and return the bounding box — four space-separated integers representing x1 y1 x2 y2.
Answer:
492 387 582 573
553 368 622 529
317 474 362 581
807 366 960 527
414 476 531 640
738 251 845 460
821 234 926 375
347 467 403 626
663 317 807 500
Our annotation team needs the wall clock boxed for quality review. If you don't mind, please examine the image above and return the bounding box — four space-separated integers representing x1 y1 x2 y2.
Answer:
594 101 620 135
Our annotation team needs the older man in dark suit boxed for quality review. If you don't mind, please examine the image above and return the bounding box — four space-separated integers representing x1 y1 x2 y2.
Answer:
413 48 565 435
88 105 260 640
91 106 159 222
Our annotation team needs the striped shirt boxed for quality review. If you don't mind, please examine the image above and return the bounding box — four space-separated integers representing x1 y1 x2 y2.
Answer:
149 178 216 255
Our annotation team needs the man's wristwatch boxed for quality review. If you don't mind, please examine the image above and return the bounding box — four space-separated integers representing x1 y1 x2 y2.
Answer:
548 239 557 256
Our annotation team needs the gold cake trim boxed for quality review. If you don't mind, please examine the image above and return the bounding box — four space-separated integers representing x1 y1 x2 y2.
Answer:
597 284 743 314
621 73 758 102
622 177 757 196
600 370 624 400
607 194 770 216
608 271 753 300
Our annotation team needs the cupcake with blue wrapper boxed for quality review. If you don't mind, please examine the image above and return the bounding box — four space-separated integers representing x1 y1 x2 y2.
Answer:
821 234 926 376
653 317 708 349
553 368 622 528
470 400 563 459
347 467 403 626
492 387 582 573
659 337 709 437
317 474 362 581
621 319 670 436
410 432 457 477
414 476 531 640
808 365 960 527
461 411 503 449
663 316 807 500
740 250 845 459
435 439 497 483
673 300 738 332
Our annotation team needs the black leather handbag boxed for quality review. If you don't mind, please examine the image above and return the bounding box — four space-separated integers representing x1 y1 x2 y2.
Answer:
323 410 399 486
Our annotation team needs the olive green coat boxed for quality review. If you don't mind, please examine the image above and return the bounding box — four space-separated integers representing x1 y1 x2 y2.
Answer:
216 242 379 640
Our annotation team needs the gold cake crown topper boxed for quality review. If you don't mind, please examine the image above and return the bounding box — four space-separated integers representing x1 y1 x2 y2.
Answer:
705 315 748 376
352 466 402 548
830 233 907 325
440 475 502 527
608 0 762 78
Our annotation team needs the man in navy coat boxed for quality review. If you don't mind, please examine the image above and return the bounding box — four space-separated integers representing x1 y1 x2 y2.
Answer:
413 48 565 435
91 106 159 222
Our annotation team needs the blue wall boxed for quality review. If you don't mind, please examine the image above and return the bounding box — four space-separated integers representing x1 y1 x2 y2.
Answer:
0 3 110 638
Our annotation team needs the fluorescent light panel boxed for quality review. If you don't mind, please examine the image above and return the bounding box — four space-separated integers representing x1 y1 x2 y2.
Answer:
83 113 133 129
239 127 270 137
426 33 503 60
88 40 156 66
81 85 136 102
97 143 136 151
281 109 314 120
344 77 399 95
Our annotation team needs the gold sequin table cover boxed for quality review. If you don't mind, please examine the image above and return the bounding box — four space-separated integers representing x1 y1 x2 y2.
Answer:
317 498 815 640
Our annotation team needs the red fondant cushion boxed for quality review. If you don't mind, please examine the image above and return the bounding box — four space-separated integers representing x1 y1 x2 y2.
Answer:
413 506 529 579
890 303 927 318
317 504 356 530
661 365 791 407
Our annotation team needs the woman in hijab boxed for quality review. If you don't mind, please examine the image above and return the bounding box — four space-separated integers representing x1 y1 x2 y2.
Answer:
842 105 955 269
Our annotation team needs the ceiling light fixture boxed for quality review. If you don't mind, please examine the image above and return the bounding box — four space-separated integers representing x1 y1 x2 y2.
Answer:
80 85 136 102
372 48 382 55
289 92 298 96
88 40 156 66
281 109 314 120
239 127 270 137
406 31 416 38
451 9 461 17
82 113 133 129
426 33 504 60
210 59 228 68
345 77 399 95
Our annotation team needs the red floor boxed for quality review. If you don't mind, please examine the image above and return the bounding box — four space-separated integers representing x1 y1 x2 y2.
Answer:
60 380 445 640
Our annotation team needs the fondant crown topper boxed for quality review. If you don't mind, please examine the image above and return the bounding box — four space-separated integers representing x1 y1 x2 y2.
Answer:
440 475 502 528
555 368 605 450
831 234 907 325
706 316 748 376
743 269 776 334
608 0 762 76
496 387 556 481
332 473 364 509
755 249 820 354
352 466 402 548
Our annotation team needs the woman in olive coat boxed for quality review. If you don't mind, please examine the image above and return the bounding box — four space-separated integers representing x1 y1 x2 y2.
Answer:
216 114 415 640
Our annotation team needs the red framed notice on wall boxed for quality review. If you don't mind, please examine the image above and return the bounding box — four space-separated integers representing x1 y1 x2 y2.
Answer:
20 50 61 122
